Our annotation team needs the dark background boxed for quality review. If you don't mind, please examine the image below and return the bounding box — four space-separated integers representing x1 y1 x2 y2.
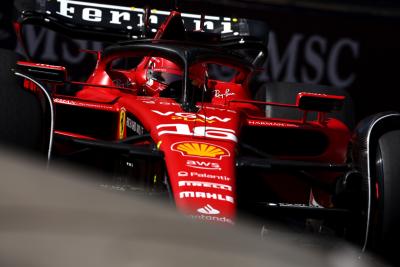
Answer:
1 0 400 149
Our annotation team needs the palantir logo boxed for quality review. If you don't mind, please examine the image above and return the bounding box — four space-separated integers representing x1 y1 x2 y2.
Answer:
197 204 220 215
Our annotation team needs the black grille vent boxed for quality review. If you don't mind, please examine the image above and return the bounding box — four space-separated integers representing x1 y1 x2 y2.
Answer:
240 127 328 157
55 104 118 140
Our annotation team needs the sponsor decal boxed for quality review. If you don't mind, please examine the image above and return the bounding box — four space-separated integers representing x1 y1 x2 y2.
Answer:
178 171 189 177
214 89 235 98
262 32 359 89
53 0 238 33
177 171 230 181
179 191 234 203
190 214 234 225
204 106 236 114
178 181 232 191
126 117 144 135
118 108 126 139
34 2 360 92
266 202 314 208
142 101 236 113
247 120 299 128
141 100 180 106
171 142 230 159
157 141 162 149
157 124 237 142
152 110 231 123
21 62 66 70
53 98 114 110
186 160 221 170
197 204 220 215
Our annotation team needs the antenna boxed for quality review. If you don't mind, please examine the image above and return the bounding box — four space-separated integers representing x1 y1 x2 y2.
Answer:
174 0 179 10
141 5 151 38
200 13 205 31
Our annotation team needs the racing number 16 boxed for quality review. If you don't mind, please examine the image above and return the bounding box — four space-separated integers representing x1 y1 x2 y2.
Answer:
156 124 237 142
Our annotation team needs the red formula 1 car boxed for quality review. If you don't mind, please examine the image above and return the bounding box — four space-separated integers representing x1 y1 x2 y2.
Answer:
12 3 400 260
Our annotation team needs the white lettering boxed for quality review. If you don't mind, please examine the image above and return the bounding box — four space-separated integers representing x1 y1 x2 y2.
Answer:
190 214 234 225
19 26 58 61
145 102 236 113
214 89 235 98
180 191 234 203
247 120 299 128
82 8 102 22
301 35 327 83
328 38 359 88
56 0 75 18
190 171 230 181
219 194 234 203
110 11 131 24
196 192 206 198
150 15 158 24
257 31 360 89
176 171 230 181
193 126 237 142
152 110 231 123
267 32 303 82
178 171 189 177
204 21 214 30
180 191 195 198
152 110 174 116
137 13 144 27
221 22 233 34
157 124 192 137
206 192 217 199
126 117 144 135
187 160 221 170
156 124 237 142
178 180 232 191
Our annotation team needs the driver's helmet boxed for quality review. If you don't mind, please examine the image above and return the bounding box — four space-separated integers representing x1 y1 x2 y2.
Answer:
144 57 183 96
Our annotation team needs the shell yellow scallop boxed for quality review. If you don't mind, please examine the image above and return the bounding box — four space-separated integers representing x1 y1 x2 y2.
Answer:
174 142 228 158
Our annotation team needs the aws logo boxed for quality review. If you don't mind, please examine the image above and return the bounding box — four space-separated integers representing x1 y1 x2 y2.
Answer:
171 142 230 160
186 160 221 170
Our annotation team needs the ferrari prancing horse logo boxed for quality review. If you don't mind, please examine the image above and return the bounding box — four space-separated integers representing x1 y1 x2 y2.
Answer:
119 108 126 139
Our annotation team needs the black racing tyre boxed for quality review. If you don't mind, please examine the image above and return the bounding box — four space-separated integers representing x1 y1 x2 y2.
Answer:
368 129 400 262
254 82 355 129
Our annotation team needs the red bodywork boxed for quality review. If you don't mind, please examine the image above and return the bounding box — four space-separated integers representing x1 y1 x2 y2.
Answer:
18 11 351 225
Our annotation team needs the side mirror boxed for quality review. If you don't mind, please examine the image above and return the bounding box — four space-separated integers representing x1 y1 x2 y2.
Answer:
15 61 67 83
296 92 345 112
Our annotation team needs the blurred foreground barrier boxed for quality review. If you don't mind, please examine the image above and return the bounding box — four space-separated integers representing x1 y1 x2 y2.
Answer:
0 148 386 267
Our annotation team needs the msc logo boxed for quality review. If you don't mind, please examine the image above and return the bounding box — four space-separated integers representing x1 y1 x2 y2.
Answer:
171 142 230 160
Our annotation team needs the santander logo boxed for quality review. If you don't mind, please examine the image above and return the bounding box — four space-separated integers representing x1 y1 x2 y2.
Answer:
197 204 220 215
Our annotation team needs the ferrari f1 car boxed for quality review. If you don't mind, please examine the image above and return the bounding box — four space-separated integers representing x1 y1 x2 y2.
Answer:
11 2 400 259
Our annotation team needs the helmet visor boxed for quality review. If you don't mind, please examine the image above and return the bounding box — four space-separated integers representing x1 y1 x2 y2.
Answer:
148 70 182 85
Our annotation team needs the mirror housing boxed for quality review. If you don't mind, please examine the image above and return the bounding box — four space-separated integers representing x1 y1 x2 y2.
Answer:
296 92 345 112
15 61 67 83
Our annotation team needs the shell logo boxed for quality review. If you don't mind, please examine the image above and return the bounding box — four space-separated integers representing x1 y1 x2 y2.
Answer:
171 142 230 160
